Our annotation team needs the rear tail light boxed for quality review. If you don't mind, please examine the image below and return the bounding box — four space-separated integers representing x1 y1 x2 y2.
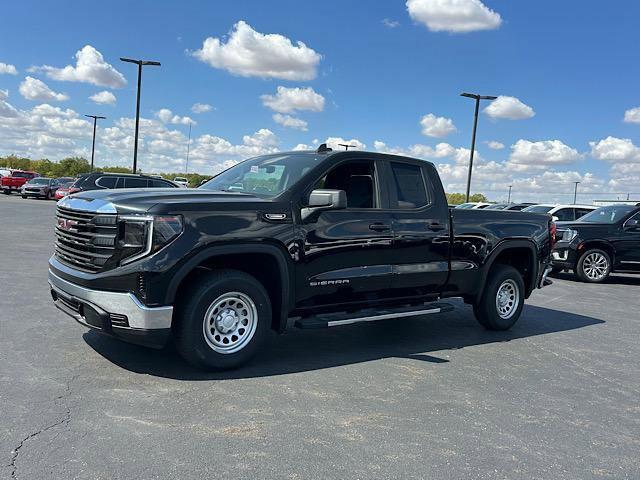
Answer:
549 221 557 248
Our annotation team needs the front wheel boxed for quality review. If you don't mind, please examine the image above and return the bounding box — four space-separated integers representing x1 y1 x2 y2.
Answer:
21 194 27 199
576 249 611 283
473 265 525 330
175 269 271 370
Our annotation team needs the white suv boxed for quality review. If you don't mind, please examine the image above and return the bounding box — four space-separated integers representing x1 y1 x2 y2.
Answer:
522 204 597 221
173 177 189 188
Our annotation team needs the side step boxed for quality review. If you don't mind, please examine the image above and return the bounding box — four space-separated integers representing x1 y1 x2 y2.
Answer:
294 302 454 329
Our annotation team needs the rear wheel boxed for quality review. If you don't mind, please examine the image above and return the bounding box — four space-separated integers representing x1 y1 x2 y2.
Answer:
473 265 525 330
174 269 271 370
576 249 611 283
21 194 27 199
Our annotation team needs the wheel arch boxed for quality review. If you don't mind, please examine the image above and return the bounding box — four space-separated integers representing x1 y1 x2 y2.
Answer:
167 243 294 333
577 240 616 267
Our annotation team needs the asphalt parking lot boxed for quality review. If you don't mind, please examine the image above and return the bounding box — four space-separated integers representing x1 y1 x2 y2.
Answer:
1 194 639 480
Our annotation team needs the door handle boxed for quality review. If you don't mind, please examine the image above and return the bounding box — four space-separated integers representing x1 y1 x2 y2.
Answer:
427 222 446 231
369 223 391 232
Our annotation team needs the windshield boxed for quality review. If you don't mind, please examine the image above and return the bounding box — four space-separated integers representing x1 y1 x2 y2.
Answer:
200 153 324 197
579 205 635 224
27 178 50 185
523 205 553 213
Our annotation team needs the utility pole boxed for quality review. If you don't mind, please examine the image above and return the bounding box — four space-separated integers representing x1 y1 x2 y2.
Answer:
460 92 497 202
573 181 581 204
185 122 192 174
84 115 106 172
120 57 161 173
338 143 356 151
507 185 513 203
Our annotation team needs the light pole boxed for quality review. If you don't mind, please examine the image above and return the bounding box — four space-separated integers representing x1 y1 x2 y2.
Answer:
573 181 580 204
84 115 106 172
120 57 161 173
507 185 513 203
185 121 192 174
338 143 356 151
460 92 497 202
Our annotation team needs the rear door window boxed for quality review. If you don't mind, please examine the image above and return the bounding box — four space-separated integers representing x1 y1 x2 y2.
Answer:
390 162 429 209
124 177 149 188
575 208 593 219
96 176 117 189
149 179 174 188
554 208 574 221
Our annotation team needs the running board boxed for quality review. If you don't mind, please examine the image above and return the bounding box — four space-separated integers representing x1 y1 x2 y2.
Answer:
294 302 454 329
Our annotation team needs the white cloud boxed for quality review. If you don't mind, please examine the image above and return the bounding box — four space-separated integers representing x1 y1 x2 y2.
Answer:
374 140 478 165
261 86 325 114
507 139 581 171
191 21 321 80
272 113 308 131
0 62 18 75
484 96 535 120
420 113 456 137
485 140 504 149
0 90 19 118
623 107 640 124
191 103 213 114
324 137 366 151
590 136 640 164
31 45 126 88
89 90 116 105
292 143 313 151
382 18 401 28
406 0 502 33
155 108 196 126
19 76 68 101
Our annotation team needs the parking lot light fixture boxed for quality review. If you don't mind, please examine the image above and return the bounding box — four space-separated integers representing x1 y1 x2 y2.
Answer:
573 181 581 204
84 115 106 172
508 185 513 203
460 92 498 202
120 57 161 174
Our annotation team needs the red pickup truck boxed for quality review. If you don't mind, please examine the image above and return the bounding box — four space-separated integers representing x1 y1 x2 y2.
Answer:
1 170 38 194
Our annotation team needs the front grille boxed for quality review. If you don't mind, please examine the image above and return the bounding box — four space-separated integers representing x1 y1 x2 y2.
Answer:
55 205 118 272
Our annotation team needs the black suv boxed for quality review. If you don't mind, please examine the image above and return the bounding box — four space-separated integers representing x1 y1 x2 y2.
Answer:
70 173 178 194
552 204 640 282
48 147 553 370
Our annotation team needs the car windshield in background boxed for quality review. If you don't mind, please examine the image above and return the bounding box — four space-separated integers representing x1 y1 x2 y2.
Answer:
523 205 553 213
200 153 324 197
579 205 635 224
28 178 50 185
12 172 33 178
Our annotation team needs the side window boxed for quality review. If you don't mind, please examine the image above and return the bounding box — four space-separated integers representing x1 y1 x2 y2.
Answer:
390 162 429 209
96 176 117 189
575 208 592 219
149 179 171 188
554 208 573 221
124 177 149 188
314 160 377 209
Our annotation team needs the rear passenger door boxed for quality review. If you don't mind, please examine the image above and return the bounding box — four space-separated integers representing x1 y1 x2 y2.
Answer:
387 160 450 297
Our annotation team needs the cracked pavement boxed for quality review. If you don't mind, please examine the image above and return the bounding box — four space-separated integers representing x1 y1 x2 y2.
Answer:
1 195 639 479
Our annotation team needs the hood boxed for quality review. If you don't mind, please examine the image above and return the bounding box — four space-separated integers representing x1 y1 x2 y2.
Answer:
62 188 273 214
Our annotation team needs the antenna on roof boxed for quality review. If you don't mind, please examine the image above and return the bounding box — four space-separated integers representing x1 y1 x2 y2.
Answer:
338 143 356 151
316 143 332 153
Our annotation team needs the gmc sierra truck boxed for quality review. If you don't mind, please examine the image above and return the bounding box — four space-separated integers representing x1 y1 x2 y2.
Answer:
49 146 554 370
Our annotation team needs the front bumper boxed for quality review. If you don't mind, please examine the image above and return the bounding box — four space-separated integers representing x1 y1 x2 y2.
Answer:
551 241 579 269
48 269 173 348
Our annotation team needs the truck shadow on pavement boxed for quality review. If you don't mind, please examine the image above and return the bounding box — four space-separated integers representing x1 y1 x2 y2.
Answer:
84 302 604 380
552 271 640 286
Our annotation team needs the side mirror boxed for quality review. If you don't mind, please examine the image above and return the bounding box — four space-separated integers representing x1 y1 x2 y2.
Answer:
301 189 347 221
552 215 559 222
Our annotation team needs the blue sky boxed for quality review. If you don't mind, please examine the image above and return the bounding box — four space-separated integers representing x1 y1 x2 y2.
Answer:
0 0 639 202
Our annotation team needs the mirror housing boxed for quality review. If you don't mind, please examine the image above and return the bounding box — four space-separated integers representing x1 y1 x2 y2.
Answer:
624 218 639 230
552 215 559 222
301 189 347 221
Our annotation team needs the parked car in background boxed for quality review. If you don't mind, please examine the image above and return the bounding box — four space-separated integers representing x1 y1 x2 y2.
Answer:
54 181 76 200
504 203 535 211
69 172 179 194
2 170 38 194
454 202 479 209
55 176 76 185
485 203 510 210
48 147 554 370
173 176 189 188
552 204 640 282
21 177 60 199
523 204 597 222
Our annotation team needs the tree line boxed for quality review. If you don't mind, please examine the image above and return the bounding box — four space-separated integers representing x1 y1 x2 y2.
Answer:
1 155 489 202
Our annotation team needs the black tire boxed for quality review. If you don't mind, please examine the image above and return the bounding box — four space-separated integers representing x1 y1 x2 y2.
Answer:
4 189 11 195
174 269 271 370
550 265 564 275
21 195 27 199
575 248 611 283
473 265 525 331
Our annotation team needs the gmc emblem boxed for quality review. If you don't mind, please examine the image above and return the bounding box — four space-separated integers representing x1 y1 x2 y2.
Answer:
57 218 78 231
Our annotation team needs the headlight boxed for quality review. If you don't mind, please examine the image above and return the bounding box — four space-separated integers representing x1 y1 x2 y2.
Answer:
118 215 183 265
561 229 578 242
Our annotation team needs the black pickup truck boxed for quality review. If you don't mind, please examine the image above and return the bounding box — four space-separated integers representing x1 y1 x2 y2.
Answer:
49 146 554 370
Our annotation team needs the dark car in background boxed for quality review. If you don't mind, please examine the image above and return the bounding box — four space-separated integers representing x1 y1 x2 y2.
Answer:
21 177 60 199
552 204 640 282
69 172 179 194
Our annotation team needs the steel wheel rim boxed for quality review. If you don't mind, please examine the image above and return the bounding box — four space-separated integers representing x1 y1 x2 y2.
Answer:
495 279 519 319
583 252 608 280
202 292 258 354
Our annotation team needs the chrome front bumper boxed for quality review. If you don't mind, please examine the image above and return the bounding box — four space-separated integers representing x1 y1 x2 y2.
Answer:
48 269 173 330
